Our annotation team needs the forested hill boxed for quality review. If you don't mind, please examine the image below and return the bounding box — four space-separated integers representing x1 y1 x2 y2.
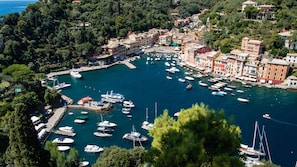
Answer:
0 0 216 73
0 0 297 73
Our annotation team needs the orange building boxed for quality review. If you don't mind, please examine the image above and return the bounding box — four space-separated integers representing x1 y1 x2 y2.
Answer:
258 58 290 84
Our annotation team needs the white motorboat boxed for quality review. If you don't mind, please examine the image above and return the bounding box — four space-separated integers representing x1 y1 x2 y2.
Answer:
178 78 185 82
93 131 112 137
164 62 170 67
123 100 135 108
53 136 74 144
70 68 82 78
236 90 244 93
84 144 104 153
97 126 114 133
174 112 180 117
81 111 88 115
166 76 173 80
237 98 249 103
186 83 192 90
74 119 85 124
53 82 71 90
123 126 148 142
34 123 46 132
57 146 70 152
122 107 131 114
224 87 233 91
141 108 154 131
211 91 224 96
199 81 208 87
101 90 125 103
263 113 271 119
185 76 194 81
80 161 90 167
58 126 74 133
97 115 117 127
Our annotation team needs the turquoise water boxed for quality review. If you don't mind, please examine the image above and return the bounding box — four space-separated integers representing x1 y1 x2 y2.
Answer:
0 1 37 16
49 57 297 167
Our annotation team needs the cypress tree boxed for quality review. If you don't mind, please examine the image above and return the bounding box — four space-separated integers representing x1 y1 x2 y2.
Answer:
5 103 50 167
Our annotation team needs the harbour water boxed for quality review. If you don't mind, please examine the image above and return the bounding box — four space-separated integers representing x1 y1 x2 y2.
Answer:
49 56 297 167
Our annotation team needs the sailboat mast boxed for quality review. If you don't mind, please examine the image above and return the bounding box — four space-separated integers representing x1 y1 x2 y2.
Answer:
145 108 148 122
252 121 258 149
155 102 157 119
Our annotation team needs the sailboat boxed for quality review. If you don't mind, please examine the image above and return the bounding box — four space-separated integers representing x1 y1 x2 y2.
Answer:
97 114 117 128
239 121 272 166
141 108 154 131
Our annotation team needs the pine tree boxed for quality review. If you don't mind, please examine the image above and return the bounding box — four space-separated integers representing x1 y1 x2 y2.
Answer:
5 103 50 167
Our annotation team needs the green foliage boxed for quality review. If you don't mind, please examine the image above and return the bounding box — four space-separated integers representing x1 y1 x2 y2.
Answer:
4 104 50 167
11 91 41 112
93 146 146 167
147 103 243 167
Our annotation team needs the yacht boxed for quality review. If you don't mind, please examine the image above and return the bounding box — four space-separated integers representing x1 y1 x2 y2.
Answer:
70 68 82 78
84 144 104 153
74 119 85 124
185 76 195 81
57 146 70 152
186 83 192 90
97 126 114 133
237 98 249 103
141 108 154 131
93 131 112 137
122 107 131 114
53 136 74 144
79 161 90 167
58 126 74 133
198 81 208 87
53 81 71 90
97 115 117 127
122 126 148 142
178 78 186 82
123 100 135 108
101 90 125 103
166 76 173 80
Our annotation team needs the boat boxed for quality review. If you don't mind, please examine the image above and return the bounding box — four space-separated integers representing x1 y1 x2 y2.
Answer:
198 81 208 87
227 85 237 89
218 91 227 95
101 97 117 104
70 68 82 78
263 113 271 119
237 98 249 103
93 131 112 137
186 83 192 90
174 112 180 117
76 115 88 120
97 126 114 133
74 119 85 124
178 78 186 82
53 136 74 144
141 108 154 131
164 62 170 67
185 76 195 81
224 87 233 91
34 123 46 132
97 115 117 127
127 114 133 118
57 146 70 152
236 90 244 93
123 100 135 108
79 161 90 167
81 111 88 115
239 121 269 157
193 73 204 78
166 76 173 80
53 81 71 90
122 107 131 114
84 144 104 153
122 125 148 142
68 112 74 115
101 90 125 103
77 96 93 105
211 91 224 96
58 126 75 133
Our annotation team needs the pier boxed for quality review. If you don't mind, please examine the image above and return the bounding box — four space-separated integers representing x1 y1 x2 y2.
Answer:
121 60 136 69
68 102 112 113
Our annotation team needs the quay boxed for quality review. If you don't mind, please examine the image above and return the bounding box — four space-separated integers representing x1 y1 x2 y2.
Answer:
68 102 112 113
121 60 136 69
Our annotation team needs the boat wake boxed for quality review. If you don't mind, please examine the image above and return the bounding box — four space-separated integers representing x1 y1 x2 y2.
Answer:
263 114 297 127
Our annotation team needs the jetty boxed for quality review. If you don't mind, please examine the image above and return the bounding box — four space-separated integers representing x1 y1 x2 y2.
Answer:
121 60 136 69
68 102 112 113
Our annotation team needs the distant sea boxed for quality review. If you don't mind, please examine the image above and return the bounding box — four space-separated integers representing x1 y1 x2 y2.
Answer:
0 1 38 16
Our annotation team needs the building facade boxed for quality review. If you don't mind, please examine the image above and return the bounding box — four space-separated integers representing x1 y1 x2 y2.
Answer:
285 53 297 67
258 58 290 84
241 37 263 57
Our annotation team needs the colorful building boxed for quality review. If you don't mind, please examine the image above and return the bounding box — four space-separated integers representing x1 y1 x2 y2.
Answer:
258 58 290 84
241 37 263 57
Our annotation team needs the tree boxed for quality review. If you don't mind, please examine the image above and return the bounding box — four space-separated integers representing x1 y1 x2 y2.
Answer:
93 146 146 167
11 92 42 112
146 103 243 167
4 104 50 167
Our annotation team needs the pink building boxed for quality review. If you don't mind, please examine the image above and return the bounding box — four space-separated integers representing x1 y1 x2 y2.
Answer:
213 55 228 76
241 37 263 57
